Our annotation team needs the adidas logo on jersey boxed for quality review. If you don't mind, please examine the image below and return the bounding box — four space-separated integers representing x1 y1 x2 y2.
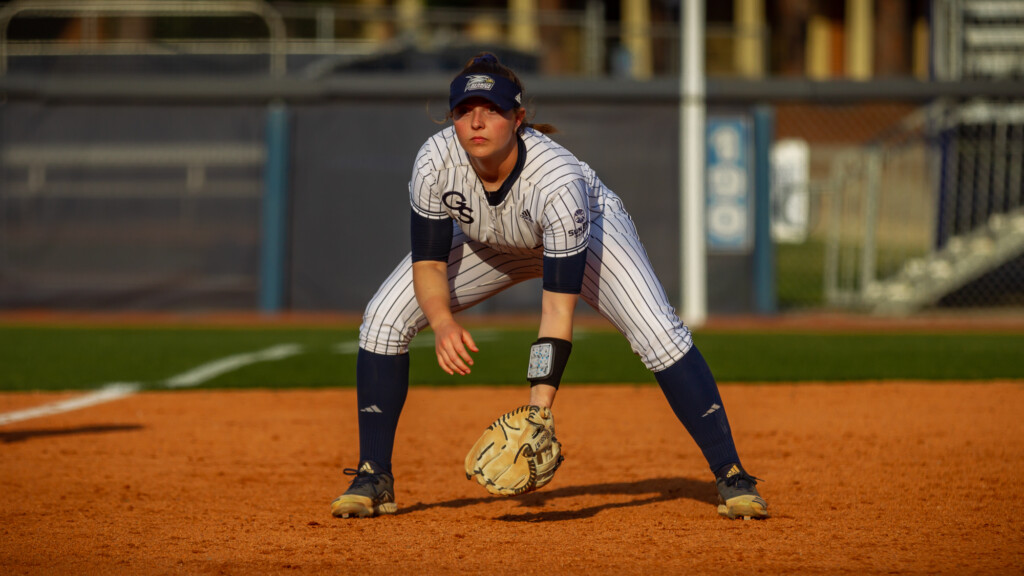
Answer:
360 405 383 413
520 209 533 223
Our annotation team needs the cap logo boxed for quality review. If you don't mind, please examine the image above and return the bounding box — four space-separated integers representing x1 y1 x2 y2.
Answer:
449 73 521 111
464 75 495 92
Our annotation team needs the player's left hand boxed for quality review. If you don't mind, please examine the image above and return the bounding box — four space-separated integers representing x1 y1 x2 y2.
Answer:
465 405 564 496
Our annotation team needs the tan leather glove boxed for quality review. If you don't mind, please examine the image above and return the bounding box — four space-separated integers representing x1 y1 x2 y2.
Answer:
464 405 564 496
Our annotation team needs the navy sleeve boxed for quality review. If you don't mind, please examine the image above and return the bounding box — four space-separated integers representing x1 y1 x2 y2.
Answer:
542 251 588 294
410 209 453 262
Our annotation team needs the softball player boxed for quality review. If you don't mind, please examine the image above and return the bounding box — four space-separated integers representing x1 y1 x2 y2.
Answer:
331 53 768 520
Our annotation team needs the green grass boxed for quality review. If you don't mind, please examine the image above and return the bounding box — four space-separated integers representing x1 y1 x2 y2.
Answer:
775 238 934 310
775 240 827 309
1 325 1022 392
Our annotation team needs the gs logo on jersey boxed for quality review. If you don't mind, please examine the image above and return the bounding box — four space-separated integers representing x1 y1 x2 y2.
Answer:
442 191 475 224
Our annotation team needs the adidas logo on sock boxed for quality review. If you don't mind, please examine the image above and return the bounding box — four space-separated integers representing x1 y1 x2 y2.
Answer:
701 403 721 418
360 405 383 413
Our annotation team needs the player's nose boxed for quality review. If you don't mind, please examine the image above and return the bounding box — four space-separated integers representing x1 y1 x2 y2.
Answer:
469 107 485 128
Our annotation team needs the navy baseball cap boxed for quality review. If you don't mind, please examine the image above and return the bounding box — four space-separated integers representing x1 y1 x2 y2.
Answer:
449 73 522 111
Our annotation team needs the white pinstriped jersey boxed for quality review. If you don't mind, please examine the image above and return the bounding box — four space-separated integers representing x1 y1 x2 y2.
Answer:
361 125 693 372
409 126 593 258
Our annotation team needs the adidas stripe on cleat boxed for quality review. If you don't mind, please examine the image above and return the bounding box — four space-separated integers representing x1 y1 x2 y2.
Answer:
331 461 397 519
715 463 769 520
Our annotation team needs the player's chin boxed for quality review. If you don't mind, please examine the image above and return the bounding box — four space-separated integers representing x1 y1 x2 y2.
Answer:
464 145 491 158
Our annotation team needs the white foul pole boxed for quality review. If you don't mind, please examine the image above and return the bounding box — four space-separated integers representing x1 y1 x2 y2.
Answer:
680 0 707 327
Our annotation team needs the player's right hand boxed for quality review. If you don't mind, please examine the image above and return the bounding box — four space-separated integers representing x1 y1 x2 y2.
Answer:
432 320 479 376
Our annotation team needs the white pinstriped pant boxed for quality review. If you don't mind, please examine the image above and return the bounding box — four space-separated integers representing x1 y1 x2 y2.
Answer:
359 203 693 372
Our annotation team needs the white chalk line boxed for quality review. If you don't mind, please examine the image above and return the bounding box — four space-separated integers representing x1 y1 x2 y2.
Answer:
0 344 303 427
2 330 586 426
0 383 142 427
164 343 302 388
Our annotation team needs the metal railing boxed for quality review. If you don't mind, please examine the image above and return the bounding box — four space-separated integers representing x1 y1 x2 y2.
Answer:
1 142 265 197
933 0 1024 80
0 0 288 76
0 0 767 78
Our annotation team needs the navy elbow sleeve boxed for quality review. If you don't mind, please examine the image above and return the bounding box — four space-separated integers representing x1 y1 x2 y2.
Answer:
542 251 587 294
410 210 453 262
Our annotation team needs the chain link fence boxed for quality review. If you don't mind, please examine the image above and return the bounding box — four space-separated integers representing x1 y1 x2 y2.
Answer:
770 98 1024 313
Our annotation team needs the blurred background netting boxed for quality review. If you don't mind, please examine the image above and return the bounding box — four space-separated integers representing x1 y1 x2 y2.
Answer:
0 0 1021 316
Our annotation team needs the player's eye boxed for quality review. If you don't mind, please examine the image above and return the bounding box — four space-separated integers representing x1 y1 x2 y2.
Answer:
453 103 503 120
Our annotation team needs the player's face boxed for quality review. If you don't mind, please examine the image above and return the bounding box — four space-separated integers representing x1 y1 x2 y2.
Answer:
452 97 524 165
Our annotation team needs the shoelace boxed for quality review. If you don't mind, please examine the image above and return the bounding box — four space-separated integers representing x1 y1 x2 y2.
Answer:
343 467 381 489
723 471 762 490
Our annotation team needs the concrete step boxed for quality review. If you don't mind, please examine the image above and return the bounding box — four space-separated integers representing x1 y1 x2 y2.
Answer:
862 209 1024 314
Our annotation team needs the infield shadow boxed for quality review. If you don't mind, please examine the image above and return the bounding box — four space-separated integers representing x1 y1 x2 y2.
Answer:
0 424 144 443
398 476 717 521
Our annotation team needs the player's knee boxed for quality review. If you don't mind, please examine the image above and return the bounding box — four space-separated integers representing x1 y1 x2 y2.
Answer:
359 300 421 355
634 327 693 372
359 320 418 355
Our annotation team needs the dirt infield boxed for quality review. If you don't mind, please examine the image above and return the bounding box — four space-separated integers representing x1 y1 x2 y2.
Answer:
2 382 1022 575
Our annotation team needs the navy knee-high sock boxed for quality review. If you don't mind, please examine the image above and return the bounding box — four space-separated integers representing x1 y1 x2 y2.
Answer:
356 348 409 474
654 345 741 476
